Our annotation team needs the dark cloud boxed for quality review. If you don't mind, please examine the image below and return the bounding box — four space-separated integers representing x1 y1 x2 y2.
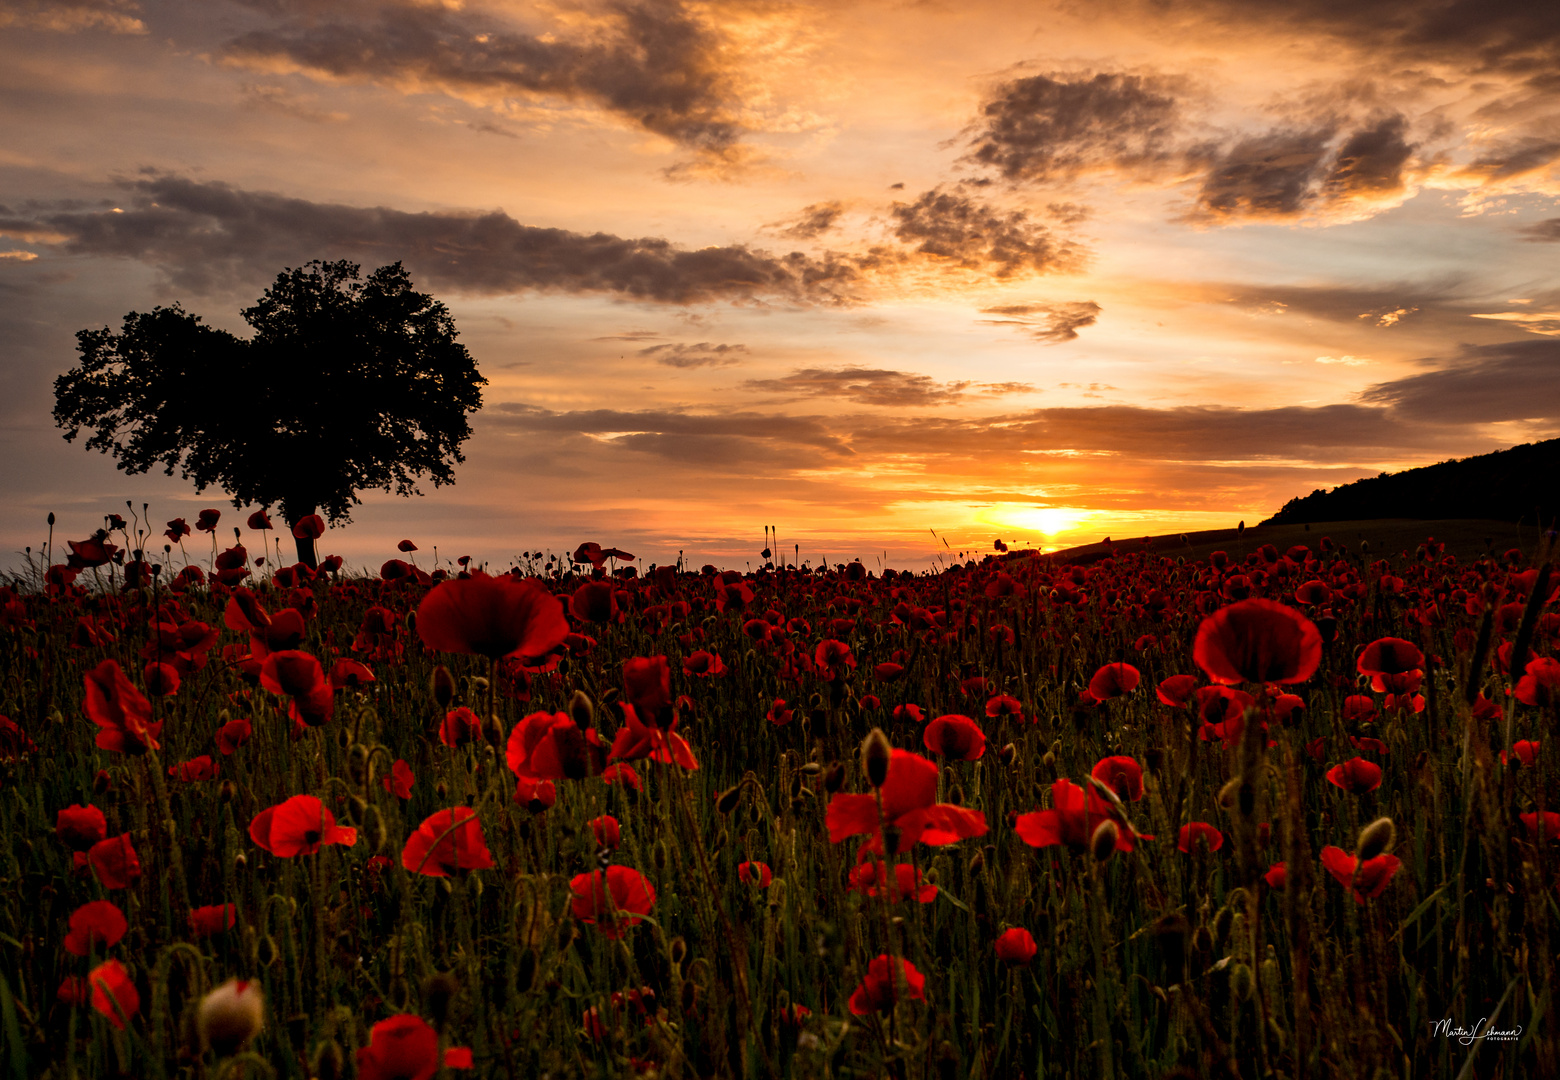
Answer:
740 366 971 407
223 0 744 157
637 341 748 367
0 0 144 33
888 187 1083 276
765 201 845 240
1194 126 1336 220
1319 114 1415 202
1359 339 1560 424
1455 138 1560 184
0 175 863 304
1520 218 1560 241
964 71 1184 183
978 300 1100 343
486 401 853 465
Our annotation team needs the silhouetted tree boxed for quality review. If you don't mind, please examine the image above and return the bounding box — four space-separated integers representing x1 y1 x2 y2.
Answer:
54 260 486 567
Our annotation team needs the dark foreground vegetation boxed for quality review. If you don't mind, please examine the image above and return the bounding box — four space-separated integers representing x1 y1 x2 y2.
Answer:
1 513 1557 1079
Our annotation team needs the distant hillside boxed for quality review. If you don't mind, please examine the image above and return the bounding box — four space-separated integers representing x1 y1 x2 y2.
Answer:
1265 439 1560 525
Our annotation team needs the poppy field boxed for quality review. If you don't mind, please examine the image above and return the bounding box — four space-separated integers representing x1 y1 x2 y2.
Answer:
1 513 1557 1079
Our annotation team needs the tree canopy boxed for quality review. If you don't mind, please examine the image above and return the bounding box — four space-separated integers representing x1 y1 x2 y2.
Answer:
55 260 486 562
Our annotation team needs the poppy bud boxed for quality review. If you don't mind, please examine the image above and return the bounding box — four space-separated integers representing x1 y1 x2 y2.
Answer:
516 947 538 993
798 762 821 776
967 851 984 875
1230 962 1255 1002
568 690 594 728
824 762 846 793
681 978 697 1014
365 805 387 852
670 936 687 970
808 693 823 710
948 785 964 806
430 665 456 708
94 769 113 795
1217 777 1243 810
48 512 55 526
862 728 892 788
219 780 236 803
335 727 351 750
653 839 668 872
716 787 742 815
1041 751 1056 775
198 978 264 1057
257 934 279 968
234 852 247 872
310 1039 344 1080
712 829 728 853
436 781 449 800
1357 816 1396 862
423 972 459 1032
999 743 1016 767
1091 819 1119 862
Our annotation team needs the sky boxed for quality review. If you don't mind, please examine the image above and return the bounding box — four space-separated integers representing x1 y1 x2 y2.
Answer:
3 0 1560 573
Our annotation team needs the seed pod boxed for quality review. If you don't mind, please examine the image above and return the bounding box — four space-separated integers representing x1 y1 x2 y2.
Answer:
423 972 459 1032
824 762 846 794
1091 819 1119 862
568 690 594 728
516 948 538 994
198 978 265 1057
863 728 892 788
430 665 456 708
1357 816 1396 862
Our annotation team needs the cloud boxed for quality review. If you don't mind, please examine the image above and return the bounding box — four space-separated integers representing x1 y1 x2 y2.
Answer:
764 201 845 240
739 366 971 407
978 300 1100 343
223 0 746 159
1315 355 1371 365
239 82 348 123
1319 114 1416 203
888 187 1084 277
1470 310 1560 336
0 0 144 33
637 341 748 367
964 70 1185 183
0 175 865 303
0 250 39 261
1193 126 1337 220
1359 339 1560 423
1520 217 1560 241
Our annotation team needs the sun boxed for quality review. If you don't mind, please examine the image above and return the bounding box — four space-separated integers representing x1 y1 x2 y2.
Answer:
976 504 1099 542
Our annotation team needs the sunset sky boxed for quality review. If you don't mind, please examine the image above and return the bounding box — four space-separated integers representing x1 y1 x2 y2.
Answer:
3 0 1559 572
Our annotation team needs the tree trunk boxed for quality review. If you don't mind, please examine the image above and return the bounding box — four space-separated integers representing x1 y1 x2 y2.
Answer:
284 504 320 569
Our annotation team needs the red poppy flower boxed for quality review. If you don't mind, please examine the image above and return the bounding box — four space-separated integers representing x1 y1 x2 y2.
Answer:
259 650 333 727
1516 657 1560 707
1177 822 1224 854
1522 811 1560 842
738 860 773 888
1264 862 1287 890
849 955 925 1015
1091 756 1144 802
508 710 602 780
328 659 375 690
923 714 986 760
291 515 325 540
64 900 128 956
415 573 569 661
847 859 937 902
67 534 119 569
766 699 794 725
164 518 191 543
141 661 180 697
246 510 272 530
249 795 357 857
984 695 1024 721
569 866 656 938
381 759 414 799
1350 736 1389 757
356 1014 472 1080
1088 662 1140 700
195 509 221 532
1014 779 1138 854
1193 599 1322 685
1356 637 1423 679
1319 846 1402 903
994 927 1038 966
188 903 237 938
682 650 726 678
216 716 252 755
1502 740 1539 767
601 762 641 790
88 834 141 889
874 662 905 682
894 703 926 724
570 581 619 625
169 755 219 783
827 749 988 855
56 804 107 851
402 808 494 877
1326 757 1382 794
1157 674 1198 707
84 660 162 754
514 777 557 812
440 706 483 748
608 704 698 771
89 960 139 1029
591 815 621 850
814 639 856 678
58 977 89 1007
